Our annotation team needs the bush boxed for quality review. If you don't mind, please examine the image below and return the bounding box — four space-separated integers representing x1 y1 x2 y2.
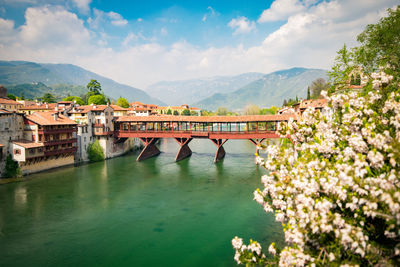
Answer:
4 154 21 178
87 140 105 162
116 97 129 108
88 94 106 105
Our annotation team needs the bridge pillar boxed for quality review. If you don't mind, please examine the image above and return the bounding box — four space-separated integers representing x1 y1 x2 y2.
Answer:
249 138 266 155
175 138 193 162
137 138 160 161
210 139 228 163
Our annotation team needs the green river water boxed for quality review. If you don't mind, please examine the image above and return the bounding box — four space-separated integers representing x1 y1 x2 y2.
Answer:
0 139 283 267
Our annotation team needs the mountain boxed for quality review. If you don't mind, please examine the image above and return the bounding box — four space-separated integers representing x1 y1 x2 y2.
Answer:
193 68 328 111
146 72 265 106
0 61 165 104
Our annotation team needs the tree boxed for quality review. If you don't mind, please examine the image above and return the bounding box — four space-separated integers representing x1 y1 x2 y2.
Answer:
353 6 400 78
260 106 278 115
190 111 198 116
306 87 311 99
216 107 228 116
86 79 102 95
181 109 191 116
244 104 260 115
173 110 179 115
282 99 288 106
88 94 106 105
167 109 172 115
63 96 85 106
87 140 105 162
4 154 21 178
310 78 329 99
233 7 400 266
355 73 361 85
41 93 56 103
116 97 129 108
7 93 16 100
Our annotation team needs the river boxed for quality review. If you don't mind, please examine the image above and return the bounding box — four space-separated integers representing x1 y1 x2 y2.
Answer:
0 139 283 267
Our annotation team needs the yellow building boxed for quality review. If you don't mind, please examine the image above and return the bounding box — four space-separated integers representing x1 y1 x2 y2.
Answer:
0 98 23 112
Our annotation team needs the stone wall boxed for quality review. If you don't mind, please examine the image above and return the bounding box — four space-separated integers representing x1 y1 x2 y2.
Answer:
19 155 74 175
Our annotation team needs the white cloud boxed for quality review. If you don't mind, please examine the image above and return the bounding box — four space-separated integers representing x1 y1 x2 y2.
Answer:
258 0 306 22
0 0 397 90
228 16 256 35
88 9 127 28
72 0 91 13
108 11 128 26
202 6 217 22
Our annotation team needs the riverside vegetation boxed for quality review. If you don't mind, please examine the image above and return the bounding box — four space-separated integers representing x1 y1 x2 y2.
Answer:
232 6 400 266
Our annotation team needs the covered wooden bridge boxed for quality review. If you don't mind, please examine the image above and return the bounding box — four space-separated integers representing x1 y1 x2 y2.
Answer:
114 114 296 162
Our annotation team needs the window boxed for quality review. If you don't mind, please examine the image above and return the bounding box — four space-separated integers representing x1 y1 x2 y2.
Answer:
105 112 108 115
29 149 35 155
84 137 86 142
14 149 21 155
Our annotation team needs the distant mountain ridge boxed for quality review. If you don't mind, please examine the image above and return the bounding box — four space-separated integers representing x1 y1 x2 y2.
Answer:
0 61 165 105
193 67 328 110
146 72 265 106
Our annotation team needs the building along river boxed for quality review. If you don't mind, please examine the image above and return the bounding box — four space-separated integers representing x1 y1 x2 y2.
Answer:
0 139 283 267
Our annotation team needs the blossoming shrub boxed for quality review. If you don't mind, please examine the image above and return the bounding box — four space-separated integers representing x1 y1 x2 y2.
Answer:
232 73 400 266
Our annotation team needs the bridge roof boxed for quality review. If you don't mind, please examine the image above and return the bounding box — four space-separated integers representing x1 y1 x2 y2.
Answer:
116 114 297 123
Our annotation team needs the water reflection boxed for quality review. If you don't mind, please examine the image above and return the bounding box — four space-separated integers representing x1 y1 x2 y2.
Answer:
14 185 27 209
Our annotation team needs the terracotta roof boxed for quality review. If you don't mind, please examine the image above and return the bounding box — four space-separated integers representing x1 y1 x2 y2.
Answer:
68 105 112 113
0 98 22 105
116 114 297 123
190 107 201 110
133 108 150 111
299 99 328 109
0 108 11 113
0 144 4 147
110 105 128 111
13 140 44 149
19 103 56 110
57 101 73 104
26 112 77 126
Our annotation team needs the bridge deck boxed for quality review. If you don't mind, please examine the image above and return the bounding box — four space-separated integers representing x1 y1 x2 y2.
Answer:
114 115 295 162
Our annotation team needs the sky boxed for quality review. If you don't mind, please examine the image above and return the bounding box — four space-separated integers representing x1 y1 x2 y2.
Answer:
0 0 398 89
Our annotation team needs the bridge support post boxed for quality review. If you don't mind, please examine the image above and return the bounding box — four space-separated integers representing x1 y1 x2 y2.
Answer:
175 138 193 162
210 139 228 163
249 138 266 155
137 138 160 161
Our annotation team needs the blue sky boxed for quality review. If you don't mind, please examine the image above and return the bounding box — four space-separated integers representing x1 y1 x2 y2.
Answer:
0 0 398 88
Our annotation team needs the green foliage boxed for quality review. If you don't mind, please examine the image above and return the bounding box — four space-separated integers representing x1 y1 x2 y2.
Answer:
63 96 85 105
116 97 129 108
87 140 105 162
310 78 329 99
173 110 179 115
354 6 400 78
88 94 106 105
40 93 56 103
167 109 172 115
190 111 198 116
307 87 311 99
282 98 298 107
86 79 102 95
4 154 21 178
181 109 191 116
7 93 16 100
216 107 228 116
328 44 354 91
260 106 278 115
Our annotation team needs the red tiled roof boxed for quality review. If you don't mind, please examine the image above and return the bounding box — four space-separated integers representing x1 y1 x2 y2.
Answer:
299 99 328 109
13 140 44 149
0 108 11 113
110 105 128 111
26 112 77 126
57 101 73 104
19 103 56 110
0 98 22 105
116 114 297 123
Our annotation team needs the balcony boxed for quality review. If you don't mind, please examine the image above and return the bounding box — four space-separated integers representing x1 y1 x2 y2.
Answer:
38 127 77 134
93 126 113 136
43 138 77 146
44 147 77 156
93 123 105 128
